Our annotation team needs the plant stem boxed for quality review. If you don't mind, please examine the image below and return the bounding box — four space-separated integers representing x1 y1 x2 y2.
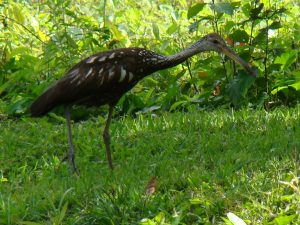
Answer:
185 60 199 93
211 0 219 33
180 39 199 92
0 15 45 44
103 0 107 27
263 17 270 110
264 19 269 95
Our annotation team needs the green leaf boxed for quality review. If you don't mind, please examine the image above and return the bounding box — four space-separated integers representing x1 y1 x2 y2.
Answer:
58 188 74 210
154 212 165 223
290 81 300 91
0 177 8 182
239 73 256 97
7 97 31 115
189 20 200 32
65 9 77 18
210 3 236 15
187 3 206 19
167 23 179 35
250 3 264 19
164 83 178 105
271 86 288 95
64 33 77 48
0 82 9 95
258 91 269 104
143 88 155 105
271 214 297 225
140 218 156 225
252 30 267 45
58 202 68 224
222 217 234 225
170 100 186 111
12 3 25 24
241 3 251 17
49 113 65 123
107 21 124 40
229 30 249 42
152 23 160 40
145 77 159 86
189 198 202 205
269 21 282 30
280 195 293 201
224 21 236 31
274 50 297 70
10 47 30 57
227 73 255 107
277 7 287 14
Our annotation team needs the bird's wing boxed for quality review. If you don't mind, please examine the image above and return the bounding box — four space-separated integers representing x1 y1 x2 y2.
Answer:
56 52 139 102
30 51 141 116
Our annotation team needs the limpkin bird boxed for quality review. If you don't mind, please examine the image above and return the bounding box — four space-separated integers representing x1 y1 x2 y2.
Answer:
30 33 256 174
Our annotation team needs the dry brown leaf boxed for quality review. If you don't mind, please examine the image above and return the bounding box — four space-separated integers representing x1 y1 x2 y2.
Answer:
212 84 221 96
146 176 157 195
198 71 208 78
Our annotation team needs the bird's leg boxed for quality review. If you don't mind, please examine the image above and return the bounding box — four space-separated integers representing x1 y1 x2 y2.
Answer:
103 105 114 170
65 105 79 175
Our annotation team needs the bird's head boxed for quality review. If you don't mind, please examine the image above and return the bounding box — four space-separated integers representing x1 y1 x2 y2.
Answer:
197 33 257 77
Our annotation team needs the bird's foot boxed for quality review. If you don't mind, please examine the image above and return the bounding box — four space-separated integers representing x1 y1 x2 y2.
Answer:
61 152 79 175
69 154 79 176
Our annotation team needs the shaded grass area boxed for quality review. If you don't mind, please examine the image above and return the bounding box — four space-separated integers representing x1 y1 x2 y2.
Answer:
1 108 300 224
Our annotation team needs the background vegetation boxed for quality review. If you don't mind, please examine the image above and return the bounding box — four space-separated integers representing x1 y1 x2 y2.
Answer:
0 0 299 118
1 0 300 224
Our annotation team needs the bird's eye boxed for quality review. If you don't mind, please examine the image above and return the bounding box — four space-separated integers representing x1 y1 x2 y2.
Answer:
212 39 219 44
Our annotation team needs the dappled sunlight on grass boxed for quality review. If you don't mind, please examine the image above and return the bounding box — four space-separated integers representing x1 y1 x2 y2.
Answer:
1 108 300 224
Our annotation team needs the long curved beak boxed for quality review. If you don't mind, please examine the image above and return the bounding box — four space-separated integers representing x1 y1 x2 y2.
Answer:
220 45 257 77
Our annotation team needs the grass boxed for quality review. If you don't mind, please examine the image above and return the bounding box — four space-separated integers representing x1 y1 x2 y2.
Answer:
1 107 300 224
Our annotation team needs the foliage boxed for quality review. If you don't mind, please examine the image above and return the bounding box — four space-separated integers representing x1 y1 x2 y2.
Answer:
1 2 300 224
0 0 299 117
1 108 300 224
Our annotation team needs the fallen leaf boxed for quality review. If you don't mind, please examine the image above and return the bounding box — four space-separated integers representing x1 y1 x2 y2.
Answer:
146 176 157 195
227 212 247 225
212 84 221 96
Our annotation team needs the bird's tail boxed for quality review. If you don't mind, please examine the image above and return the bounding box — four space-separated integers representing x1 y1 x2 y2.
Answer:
30 86 60 117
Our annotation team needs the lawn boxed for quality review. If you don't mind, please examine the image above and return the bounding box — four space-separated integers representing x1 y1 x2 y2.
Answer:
1 108 300 224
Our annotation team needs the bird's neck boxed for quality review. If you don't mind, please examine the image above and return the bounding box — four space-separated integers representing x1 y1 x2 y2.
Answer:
158 41 206 70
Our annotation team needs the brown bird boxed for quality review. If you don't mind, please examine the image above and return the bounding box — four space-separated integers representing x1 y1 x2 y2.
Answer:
30 33 256 174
